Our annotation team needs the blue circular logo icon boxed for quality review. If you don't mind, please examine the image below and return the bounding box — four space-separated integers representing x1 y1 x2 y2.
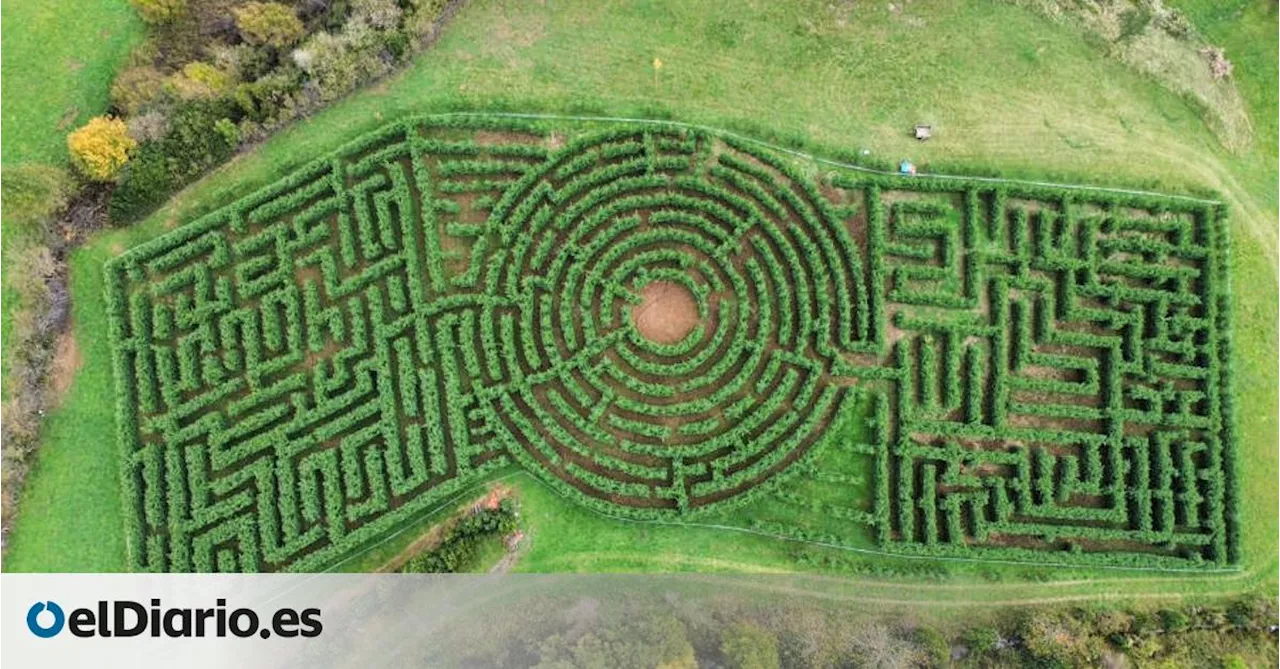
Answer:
27 601 65 638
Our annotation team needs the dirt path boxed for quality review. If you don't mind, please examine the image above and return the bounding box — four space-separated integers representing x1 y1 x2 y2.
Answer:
48 327 82 406
527 551 1260 608
488 530 528 574
690 577 1254 609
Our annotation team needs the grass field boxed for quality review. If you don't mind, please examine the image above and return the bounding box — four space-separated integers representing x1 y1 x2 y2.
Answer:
0 0 142 166
1 0 142 398
4 0 1275 599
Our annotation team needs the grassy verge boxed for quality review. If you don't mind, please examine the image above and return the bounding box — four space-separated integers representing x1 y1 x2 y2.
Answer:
1 231 140 571
5 0 1274 596
0 0 141 510
1 0 141 390
0 222 27 401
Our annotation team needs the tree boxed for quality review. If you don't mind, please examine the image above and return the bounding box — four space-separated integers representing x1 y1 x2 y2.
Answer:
67 117 136 182
721 622 780 669
111 66 168 115
233 2 304 48
129 0 185 24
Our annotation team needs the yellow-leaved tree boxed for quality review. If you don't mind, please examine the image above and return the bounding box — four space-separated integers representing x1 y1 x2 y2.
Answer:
67 117 137 182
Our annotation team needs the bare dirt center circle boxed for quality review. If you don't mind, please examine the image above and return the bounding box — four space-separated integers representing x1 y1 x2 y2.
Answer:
629 281 700 345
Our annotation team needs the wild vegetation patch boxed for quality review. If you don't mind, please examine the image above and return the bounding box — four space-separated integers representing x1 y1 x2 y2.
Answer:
1004 0 1254 151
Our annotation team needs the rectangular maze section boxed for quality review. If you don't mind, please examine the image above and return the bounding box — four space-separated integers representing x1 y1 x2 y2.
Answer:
102 121 545 572
832 179 1239 569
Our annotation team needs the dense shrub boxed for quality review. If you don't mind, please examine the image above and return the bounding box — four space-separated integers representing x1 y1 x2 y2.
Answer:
1160 609 1191 633
167 61 234 100
67 116 136 182
536 614 697 669
230 66 302 123
291 21 392 102
404 0 450 43
108 143 175 223
110 101 237 222
400 500 516 573
914 626 950 667
962 626 1001 655
129 0 186 24
233 2 305 47
0 165 71 232
111 66 168 116
2 244 68 541
350 0 403 29
126 110 171 143
1020 611 1108 667
100 0 463 224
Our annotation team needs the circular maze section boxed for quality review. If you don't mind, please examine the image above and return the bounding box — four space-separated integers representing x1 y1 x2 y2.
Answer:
472 127 866 516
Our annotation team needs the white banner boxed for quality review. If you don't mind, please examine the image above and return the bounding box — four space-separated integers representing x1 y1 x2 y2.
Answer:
2 574 520 668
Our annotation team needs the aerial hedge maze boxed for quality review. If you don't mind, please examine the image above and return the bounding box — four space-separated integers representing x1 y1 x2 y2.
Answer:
105 117 1238 572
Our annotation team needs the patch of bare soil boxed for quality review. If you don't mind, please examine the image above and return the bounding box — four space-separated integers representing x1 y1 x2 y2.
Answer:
475 130 543 146
49 329 82 405
630 281 699 345
295 264 323 285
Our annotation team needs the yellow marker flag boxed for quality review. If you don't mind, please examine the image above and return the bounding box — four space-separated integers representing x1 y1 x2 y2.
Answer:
653 57 663 70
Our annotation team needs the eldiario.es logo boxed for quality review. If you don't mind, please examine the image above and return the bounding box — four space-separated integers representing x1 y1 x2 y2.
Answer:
26 601 65 638
26 599 321 639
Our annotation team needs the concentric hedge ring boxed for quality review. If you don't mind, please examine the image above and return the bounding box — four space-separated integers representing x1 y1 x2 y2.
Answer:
475 128 865 514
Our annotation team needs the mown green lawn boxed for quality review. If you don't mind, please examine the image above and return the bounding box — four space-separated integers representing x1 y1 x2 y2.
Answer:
1 0 143 166
6 0 1275 601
